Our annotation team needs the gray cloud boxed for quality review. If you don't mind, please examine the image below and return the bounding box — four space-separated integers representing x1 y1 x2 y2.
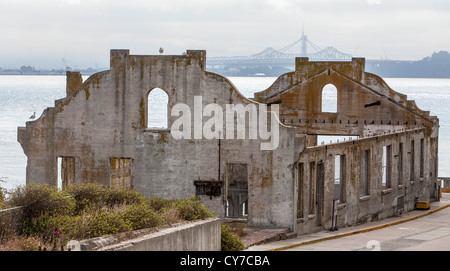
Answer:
0 0 448 68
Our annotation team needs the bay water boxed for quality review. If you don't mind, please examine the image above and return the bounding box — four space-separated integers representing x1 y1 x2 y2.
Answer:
0 75 449 191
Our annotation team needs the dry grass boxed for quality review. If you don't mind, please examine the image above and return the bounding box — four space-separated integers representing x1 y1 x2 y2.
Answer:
0 235 41 251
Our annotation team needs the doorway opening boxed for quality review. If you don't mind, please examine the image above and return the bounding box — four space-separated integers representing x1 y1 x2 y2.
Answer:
57 157 75 190
226 163 248 218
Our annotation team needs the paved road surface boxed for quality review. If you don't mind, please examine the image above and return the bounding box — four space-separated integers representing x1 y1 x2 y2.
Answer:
248 194 450 251
289 206 450 251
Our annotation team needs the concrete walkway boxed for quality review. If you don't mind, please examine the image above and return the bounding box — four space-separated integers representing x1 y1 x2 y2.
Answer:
246 193 450 251
240 227 290 249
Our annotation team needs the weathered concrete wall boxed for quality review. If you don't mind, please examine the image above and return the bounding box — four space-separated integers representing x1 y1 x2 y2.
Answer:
79 218 221 251
17 50 439 235
294 128 439 235
251 57 439 234
17 49 301 230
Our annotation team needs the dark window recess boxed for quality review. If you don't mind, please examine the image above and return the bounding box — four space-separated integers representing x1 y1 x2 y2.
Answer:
194 180 222 199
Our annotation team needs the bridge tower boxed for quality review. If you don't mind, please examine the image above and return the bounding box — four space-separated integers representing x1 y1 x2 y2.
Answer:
301 28 308 57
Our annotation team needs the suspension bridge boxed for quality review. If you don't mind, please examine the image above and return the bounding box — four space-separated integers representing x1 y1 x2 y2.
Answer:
206 31 353 76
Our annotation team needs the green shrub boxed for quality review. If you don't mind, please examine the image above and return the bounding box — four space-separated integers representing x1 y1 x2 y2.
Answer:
67 183 109 214
22 215 63 244
221 224 244 251
105 188 144 208
121 203 165 230
67 184 145 214
4 183 217 250
8 183 75 219
175 196 213 221
57 208 133 240
88 209 132 237
147 197 172 212
57 213 97 241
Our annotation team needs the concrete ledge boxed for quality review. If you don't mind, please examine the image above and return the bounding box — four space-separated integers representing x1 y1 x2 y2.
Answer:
79 218 221 251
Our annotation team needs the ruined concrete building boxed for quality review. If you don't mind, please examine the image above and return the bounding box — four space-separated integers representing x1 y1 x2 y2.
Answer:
18 49 439 235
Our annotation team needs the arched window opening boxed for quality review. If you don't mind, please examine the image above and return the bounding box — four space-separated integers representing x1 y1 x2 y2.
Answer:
148 88 169 128
322 84 338 113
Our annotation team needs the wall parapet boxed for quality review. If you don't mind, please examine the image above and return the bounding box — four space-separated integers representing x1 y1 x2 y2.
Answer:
78 218 221 251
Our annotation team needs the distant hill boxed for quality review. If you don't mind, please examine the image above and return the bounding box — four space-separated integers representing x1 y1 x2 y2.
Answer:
207 51 450 78
366 51 450 78
3 51 449 78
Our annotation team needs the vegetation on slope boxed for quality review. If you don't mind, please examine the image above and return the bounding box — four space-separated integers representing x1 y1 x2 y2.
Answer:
0 183 215 251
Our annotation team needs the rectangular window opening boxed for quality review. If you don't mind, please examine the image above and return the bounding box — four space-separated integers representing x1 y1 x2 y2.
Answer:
297 163 304 218
382 145 391 189
57 157 62 189
360 150 370 196
398 143 403 185
420 138 424 178
410 140 415 182
57 157 75 190
334 155 345 203
309 162 316 215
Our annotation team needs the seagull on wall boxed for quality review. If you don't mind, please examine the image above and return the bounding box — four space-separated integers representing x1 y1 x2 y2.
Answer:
159 47 164 54
29 112 36 119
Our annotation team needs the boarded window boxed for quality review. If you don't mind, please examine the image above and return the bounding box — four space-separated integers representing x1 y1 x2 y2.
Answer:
148 88 169 128
110 158 132 190
321 84 338 113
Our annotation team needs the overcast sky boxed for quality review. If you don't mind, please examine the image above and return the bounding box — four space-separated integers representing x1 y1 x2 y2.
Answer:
1 0 449 69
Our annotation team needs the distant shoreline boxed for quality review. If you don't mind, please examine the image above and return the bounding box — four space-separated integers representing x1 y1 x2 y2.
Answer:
0 68 101 76
3 51 450 78
3 59 450 79
2 70 450 79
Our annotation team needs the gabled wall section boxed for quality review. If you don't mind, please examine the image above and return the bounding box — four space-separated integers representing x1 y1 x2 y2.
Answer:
18 49 303 230
254 58 436 137
254 58 440 235
17 51 439 233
